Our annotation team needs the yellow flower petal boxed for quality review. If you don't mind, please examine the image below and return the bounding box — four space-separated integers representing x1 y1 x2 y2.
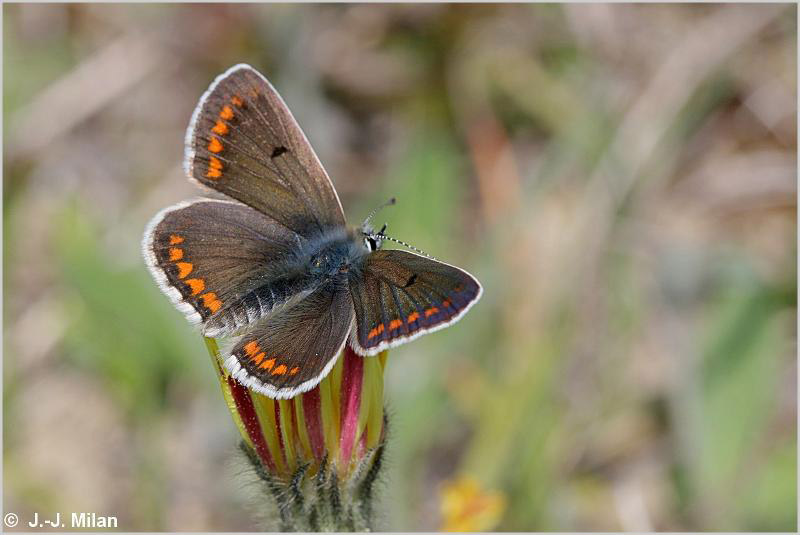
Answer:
440 476 506 532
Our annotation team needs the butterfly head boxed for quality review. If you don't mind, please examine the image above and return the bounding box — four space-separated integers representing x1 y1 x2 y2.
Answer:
361 223 385 252
360 197 396 253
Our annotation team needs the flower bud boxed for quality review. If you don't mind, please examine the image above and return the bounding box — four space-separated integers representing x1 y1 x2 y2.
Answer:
205 338 387 531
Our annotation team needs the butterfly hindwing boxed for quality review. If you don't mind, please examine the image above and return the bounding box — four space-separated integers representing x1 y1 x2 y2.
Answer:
143 198 320 337
185 64 345 238
349 250 482 355
225 277 354 399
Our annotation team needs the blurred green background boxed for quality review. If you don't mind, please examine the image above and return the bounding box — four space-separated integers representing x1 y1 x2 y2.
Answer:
4 3 796 531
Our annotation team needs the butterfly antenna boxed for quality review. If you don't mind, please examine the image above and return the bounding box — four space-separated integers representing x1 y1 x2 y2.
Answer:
379 232 438 261
363 197 396 228
362 197 436 259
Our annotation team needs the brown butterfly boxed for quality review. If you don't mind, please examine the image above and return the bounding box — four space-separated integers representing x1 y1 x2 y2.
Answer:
143 64 482 398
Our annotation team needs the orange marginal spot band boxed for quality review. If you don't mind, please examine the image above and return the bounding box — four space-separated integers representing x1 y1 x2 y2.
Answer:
367 323 385 340
231 95 244 107
389 319 403 330
272 364 288 375
219 105 234 120
208 137 223 153
169 247 184 261
176 262 193 278
169 234 184 245
185 278 205 295
212 120 229 135
260 358 275 370
244 341 259 356
253 352 265 365
407 312 420 323
289 367 299 375
424 307 440 318
206 156 223 179
200 292 222 313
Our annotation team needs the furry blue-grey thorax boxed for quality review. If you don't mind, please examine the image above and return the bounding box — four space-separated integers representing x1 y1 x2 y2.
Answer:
305 227 375 278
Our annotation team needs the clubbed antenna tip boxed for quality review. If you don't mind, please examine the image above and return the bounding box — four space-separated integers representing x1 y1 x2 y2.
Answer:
363 197 397 228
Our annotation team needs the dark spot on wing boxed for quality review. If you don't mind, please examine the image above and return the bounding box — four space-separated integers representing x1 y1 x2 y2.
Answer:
404 274 418 288
271 146 288 158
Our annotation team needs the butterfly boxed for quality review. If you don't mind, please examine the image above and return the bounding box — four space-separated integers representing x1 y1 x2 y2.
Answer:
143 64 482 399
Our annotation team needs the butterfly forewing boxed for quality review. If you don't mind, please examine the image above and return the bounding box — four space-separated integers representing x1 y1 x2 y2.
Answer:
143 199 318 337
349 250 482 355
185 64 345 237
225 278 354 398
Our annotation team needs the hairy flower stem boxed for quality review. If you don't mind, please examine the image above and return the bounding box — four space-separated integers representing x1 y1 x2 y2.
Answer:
240 441 386 531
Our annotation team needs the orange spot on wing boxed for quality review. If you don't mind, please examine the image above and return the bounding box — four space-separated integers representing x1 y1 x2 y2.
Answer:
244 341 259 356
169 235 184 245
212 120 229 135
425 307 440 318
219 105 234 120
185 278 205 295
176 262 193 278
260 358 275 370
200 292 222 313
208 137 223 153
231 95 244 107
368 323 385 339
407 312 420 323
290 367 299 375
206 156 223 179
272 364 288 375
169 247 184 261
389 319 403 330
253 352 265 365
442 300 451 308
